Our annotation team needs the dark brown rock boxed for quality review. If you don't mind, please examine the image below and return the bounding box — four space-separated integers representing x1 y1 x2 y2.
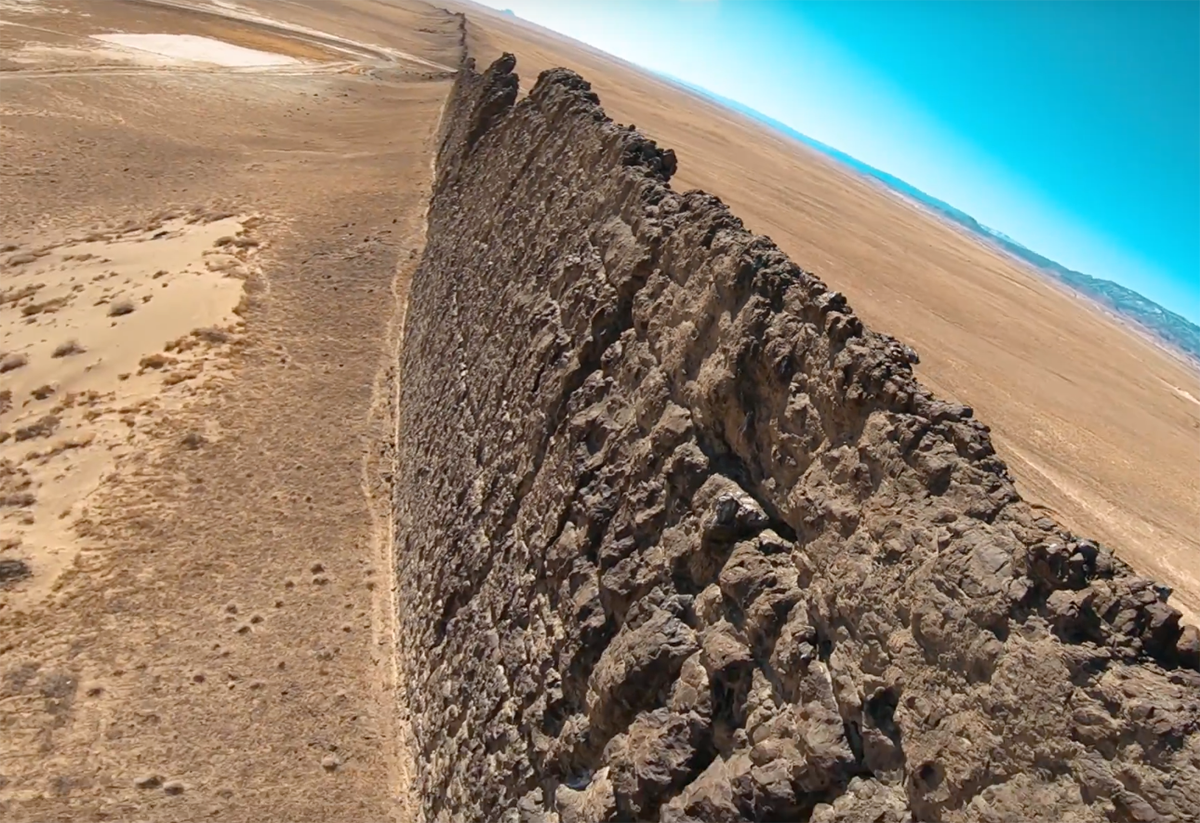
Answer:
1178 624 1200 670
394 53 1200 822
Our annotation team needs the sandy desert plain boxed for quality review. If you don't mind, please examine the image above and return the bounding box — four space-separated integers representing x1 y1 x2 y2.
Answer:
1 0 1197 820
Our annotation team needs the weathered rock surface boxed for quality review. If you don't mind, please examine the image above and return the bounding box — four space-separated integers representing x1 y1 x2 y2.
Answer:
394 55 1200 822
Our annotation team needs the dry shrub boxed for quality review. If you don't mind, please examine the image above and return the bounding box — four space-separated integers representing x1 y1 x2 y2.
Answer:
1 283 43 307
51 340 85 358
164 336 200 354
180 431 207 450
163 369 199 386
0 558 32 585
139 353 173 370
21 297 68 317
14 414 60 442
0 352 29 373
232 293 252 317
28 434 93 461
191 326 230 344
108 297 135 317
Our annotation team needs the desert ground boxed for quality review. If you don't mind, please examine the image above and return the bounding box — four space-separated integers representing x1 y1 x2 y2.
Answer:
1 0 1197 820
1 0 455 819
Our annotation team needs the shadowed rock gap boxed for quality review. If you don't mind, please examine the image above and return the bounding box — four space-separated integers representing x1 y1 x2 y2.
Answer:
394 54 1200 823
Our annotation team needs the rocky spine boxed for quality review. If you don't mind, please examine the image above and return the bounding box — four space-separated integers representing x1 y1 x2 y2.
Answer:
394 55 1200 822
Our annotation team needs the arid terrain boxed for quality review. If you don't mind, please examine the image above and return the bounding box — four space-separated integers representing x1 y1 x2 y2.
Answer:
2 0 1198 821
1 0 456 819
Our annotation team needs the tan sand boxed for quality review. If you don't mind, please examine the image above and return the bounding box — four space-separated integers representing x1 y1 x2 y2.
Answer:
92 33 302 66
1 214 251 607
1 0 455 819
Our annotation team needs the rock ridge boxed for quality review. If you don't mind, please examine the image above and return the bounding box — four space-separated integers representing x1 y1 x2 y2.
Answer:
394 54 1200 822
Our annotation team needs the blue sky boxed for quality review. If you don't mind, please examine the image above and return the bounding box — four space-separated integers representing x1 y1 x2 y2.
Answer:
475 0 1200 323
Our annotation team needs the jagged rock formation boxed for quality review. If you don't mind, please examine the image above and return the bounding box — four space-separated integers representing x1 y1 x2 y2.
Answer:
394 55 1200 822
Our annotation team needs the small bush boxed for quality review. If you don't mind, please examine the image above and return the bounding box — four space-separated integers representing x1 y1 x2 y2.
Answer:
0 353 28 373
192 326 230 344
181 432 207 450
51 340 85 358
21 297 68 317
0 558 32 585
14 414 60 441
139 353 172 370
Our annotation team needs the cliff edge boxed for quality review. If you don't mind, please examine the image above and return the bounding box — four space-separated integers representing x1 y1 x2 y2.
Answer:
394 55 1200 822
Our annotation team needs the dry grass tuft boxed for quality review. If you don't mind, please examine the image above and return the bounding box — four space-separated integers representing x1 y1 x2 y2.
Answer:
1 283 43 307
0 558 32 585
108 297 135 317
0 352 29 373
21 297 69 317
51 339 85 358
139 352 173 370
163 367 200 386
180 431 207 450
13 414 60 442
193 326 231 344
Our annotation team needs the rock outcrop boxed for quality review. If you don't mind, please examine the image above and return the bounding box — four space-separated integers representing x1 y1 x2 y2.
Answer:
394 55 1200 822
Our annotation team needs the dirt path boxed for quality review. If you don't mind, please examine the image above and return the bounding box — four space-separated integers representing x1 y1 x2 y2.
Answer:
0 1 457 819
